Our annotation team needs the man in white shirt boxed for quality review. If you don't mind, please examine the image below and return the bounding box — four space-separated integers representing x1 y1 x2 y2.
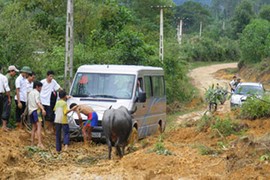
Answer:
15 66 32 129
0 65 11 131
40 70 62 133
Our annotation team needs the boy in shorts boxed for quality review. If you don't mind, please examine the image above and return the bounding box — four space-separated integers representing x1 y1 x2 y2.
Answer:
68 103 98 146
28 81 46 149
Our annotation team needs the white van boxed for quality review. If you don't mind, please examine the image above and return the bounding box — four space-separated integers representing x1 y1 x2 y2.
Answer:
67 64 166 140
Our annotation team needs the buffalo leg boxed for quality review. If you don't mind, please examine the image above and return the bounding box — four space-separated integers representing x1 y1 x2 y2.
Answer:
122 146 125 156
116 145 123 158
107 139 112 159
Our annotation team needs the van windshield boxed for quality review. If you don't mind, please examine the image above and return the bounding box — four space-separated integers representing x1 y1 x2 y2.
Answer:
70 73 135 99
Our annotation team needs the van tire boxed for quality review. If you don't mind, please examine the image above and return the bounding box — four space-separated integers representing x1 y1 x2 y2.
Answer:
155 121 163 136
128 127 138 145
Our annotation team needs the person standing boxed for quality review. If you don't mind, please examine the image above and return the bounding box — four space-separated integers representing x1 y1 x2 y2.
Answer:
15 66 32 129
28 81 46 149
2 65 19 130
40 70 62 133
229 75 237 93
235 77 241 88
0 65 11 131
26 72 36 94
54 90 69 152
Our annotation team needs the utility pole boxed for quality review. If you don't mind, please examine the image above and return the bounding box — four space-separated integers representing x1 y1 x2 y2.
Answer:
151 5 172 63
199 21 202 37
177 18 183 44
176 17 186 45
179 19 183 44
65 0 74 91
222 21 225 31
160 7 164 62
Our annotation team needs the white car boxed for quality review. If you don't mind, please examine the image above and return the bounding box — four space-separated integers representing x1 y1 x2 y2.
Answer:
230 82 265 109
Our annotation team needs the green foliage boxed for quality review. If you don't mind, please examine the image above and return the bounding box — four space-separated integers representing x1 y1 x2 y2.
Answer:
196 114 213 132
25 146 49 158
174 1 211 34
211 0 242 20
204 84 228 105
197 115 241 137
260 153 270 162
231 0 255 39
259 5 270 22
181 36 240 62
211 117 239 137
151 135 172 156
240 19 270 63
217 141 229 150
163 41 195 104
239 95 270 120
197 144 220 155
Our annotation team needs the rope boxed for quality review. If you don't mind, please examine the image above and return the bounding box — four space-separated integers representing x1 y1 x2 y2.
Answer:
22 107 32 133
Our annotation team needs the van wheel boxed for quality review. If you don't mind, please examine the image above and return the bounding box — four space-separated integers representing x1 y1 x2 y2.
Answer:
129 127 138 145
155 122 163 136
127 127 138 153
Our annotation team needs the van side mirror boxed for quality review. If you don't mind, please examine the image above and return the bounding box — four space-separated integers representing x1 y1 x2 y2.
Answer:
137 91 146 102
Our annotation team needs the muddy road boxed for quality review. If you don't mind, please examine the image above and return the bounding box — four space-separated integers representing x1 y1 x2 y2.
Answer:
2 62 270 180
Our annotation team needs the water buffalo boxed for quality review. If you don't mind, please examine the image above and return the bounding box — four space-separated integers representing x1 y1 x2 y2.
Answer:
102 106 133 159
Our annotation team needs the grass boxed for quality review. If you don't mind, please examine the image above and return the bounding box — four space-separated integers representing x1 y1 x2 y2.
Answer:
150 135 172 156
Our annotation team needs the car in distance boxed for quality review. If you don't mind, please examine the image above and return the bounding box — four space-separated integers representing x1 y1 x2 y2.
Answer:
230 82 265 109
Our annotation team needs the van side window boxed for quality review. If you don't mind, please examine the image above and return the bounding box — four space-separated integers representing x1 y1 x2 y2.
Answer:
152 76 165 97
137 78 143 91
144 76 152 97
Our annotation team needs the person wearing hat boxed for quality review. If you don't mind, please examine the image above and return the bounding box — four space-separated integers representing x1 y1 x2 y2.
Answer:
0 65 11 131
1 65 19 130
15 66 32 129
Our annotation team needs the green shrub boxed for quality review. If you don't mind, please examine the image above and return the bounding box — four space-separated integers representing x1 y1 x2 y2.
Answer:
211 117 239 137
181 36 240 62
260 153 270 162
196 114 214 132
240 95 270 119
197 115 240 137
151 135 172 156
197 144 221 155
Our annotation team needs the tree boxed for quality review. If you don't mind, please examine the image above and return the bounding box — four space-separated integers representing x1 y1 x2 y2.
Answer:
211 0 241 20
259 5 270 22
0 2 50 68
231 0 255 39
240 19 270 63
174 1 211 34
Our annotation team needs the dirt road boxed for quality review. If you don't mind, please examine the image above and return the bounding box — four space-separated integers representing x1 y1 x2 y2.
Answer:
189 63 237 97
177 63 237 124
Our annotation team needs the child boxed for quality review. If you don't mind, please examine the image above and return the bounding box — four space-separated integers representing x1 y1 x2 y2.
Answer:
54 90 69 152
68 103 98 146
28 81 46 149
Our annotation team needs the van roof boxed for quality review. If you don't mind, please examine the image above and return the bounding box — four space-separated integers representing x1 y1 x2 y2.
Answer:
77 65 164 74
